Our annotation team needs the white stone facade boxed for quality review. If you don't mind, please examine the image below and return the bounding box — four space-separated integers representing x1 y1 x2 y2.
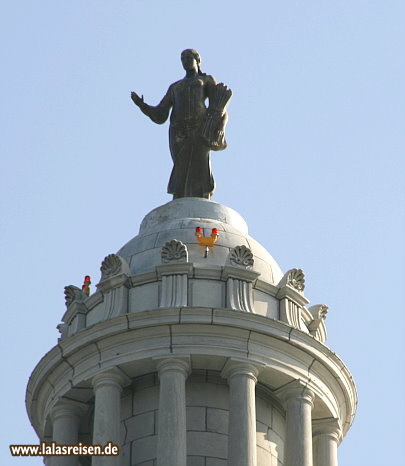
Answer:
27 198 357 465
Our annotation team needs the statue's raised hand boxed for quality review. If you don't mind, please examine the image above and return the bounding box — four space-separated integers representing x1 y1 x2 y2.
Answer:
131 91 144 108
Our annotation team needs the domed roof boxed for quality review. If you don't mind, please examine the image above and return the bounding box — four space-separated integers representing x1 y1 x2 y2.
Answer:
117 198 283 285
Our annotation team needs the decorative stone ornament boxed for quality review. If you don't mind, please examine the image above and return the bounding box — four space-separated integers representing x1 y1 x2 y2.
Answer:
308 304 328 322
287 268 305 291
227 278 255 313
94 254 132 322
161 239 188 263
157 261 193 308
229 245 254 268
308 304 329 342
160 274 188 308
279 299 302 329
278 268 305 292
56 323 68 339
100 254 130 281
223 246 258 313
64 285 87 308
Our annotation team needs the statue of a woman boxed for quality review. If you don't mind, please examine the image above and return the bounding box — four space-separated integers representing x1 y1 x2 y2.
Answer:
131 49 231 199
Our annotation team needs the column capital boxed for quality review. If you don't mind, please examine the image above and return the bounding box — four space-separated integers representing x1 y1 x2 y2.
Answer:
221 358 263 383
275 380 315 408
154 356 191 378
50 398 87 423
312 418 342 442
92 367 131 391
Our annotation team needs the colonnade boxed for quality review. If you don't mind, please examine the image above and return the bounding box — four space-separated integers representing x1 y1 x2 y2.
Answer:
48 359 341 466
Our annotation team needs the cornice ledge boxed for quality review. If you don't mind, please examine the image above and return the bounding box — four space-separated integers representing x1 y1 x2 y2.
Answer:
221 265 260 282
26 345 63 396
61 301 88 325
130 271 158 287
29 309 356 397
193 267 222 279
276 285 310 306
56 309 341 368
84 291 104 310
57 315 129 357
96 273 131 294
62 291 104 323
254 279 279 297
156 262 194 278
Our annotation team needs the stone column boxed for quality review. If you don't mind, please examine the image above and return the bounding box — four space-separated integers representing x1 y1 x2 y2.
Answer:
92 368 130 466
49 400 85 466
277 382 315 466
313 419 341 466
156 357 190 466
223 361 259 466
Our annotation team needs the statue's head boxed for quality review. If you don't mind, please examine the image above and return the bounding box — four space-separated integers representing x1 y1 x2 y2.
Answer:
181 49 202 74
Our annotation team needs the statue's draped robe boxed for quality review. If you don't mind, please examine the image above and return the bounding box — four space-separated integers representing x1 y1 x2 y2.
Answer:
141 74 219 198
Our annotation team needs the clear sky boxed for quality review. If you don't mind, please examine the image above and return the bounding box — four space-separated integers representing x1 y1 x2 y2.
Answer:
1 1 404 464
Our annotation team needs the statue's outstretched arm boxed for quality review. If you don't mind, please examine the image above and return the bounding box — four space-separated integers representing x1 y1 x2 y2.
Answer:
131 87 172 125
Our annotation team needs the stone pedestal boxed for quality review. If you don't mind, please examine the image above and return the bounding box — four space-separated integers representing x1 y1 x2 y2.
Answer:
49 400 84 466
224 361 259 466
277 383 315 466
92 369 129 466
156 357 190 466
313 419 341 466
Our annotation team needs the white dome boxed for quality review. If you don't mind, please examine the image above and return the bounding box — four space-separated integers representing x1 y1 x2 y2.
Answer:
117 197 283 285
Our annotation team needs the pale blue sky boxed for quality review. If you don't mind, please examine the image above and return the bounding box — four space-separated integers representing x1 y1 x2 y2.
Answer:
1 1 404 465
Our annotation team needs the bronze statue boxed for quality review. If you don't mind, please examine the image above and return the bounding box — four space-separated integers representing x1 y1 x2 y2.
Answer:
131 49 231 199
